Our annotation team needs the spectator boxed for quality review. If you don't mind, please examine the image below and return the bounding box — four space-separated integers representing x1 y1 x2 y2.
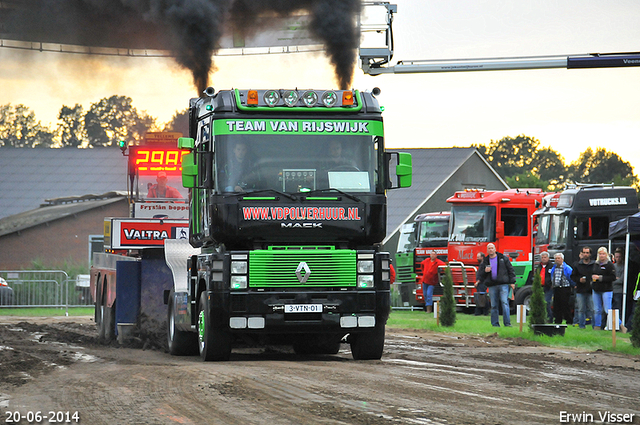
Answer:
571 246 596 329
474 252 489 316
478 243 516 327
419 251 445 314
147 171 182 199
549 253 575 325
389 263 396 285
592 247 616 331
612 247 627 333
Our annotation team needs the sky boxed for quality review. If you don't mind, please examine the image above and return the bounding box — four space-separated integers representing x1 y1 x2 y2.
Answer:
1 0 640 175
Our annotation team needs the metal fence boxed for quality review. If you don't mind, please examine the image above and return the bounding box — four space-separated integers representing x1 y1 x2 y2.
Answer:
0 270 94 311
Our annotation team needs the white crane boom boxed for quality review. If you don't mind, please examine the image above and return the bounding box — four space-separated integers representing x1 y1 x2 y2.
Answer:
360 2 640 75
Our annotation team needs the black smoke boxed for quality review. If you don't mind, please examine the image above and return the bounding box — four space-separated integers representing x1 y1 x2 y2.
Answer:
231 0 361 90
1 0 361 92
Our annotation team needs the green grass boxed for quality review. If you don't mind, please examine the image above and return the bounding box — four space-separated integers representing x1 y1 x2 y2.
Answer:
0 307 94 317
388 310 640 356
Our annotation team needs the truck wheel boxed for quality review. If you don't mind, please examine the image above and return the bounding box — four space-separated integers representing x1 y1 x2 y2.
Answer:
167 294 197 356
103 301 116 342
515 286 533 311
350 320 385 360
197 292 231 361
98 302 115 343
97 303 105 341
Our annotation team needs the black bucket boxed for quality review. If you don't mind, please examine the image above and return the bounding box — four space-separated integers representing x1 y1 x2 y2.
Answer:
532 324 567 337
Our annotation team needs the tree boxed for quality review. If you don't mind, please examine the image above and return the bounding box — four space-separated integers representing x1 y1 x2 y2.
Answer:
568 148 638 186
163 109 189 136
57 104 87 148
84 95 156 147
476 135 541 179
0 104 54 148
532 147 567 190
528 270 547 328
506 171 550 191
439 266 456 327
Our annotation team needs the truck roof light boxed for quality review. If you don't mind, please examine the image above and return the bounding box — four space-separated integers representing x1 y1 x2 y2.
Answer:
342 90 354 106
302 90 318 107
321 91 338 107
247 90 259 105
263 90 280 107
282 90 299 107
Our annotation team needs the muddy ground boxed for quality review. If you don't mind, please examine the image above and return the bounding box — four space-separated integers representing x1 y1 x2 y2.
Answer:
0 316 638 425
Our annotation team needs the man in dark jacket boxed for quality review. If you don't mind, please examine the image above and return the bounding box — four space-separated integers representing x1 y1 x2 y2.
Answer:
478 243 516 327
571 246 595 329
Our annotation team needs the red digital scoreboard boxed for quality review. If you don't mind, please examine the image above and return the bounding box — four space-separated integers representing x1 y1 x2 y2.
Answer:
130 147 188 176
128 133 187 176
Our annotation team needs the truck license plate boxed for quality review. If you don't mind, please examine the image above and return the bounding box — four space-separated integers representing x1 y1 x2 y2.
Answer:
284 304 322 313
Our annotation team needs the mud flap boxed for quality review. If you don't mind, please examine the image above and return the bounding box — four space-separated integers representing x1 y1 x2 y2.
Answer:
115 261 141 342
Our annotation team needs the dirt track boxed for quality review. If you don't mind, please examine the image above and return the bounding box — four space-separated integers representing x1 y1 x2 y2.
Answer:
1 316 639 425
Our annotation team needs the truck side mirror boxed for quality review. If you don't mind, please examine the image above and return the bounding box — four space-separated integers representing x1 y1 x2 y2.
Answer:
496 221 505 239
181 152 197 188
386 152 412 189
178 137 195 150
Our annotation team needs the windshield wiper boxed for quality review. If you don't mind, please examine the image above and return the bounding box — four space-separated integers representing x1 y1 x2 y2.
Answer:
303 188 362 202
240 189 297 201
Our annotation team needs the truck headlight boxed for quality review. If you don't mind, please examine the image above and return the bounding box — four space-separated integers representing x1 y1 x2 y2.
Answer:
357 260 374 274
321 91 338 107
302 90 318 107
231 261 247 274
231 276 247 290
357 275 374 288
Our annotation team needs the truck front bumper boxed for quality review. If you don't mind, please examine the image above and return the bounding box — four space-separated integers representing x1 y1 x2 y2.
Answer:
210 289 389 334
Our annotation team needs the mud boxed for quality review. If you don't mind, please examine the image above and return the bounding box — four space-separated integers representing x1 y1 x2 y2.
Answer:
0 316 638 425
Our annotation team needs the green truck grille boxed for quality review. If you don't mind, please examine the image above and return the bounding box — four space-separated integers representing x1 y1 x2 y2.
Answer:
395 253 415 283
249 246 356 287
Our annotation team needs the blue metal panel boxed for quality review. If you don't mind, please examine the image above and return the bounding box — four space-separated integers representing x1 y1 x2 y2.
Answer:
140 257 174 328
115 261 141 326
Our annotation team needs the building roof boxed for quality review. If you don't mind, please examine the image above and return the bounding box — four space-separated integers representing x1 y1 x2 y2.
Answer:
0 148 128 219
0 192 127 237
385 147 506 240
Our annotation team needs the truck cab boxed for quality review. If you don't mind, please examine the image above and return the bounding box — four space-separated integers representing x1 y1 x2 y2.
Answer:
395 212 449 307
167 88 412 361
447 189 547 308
533 185 639 267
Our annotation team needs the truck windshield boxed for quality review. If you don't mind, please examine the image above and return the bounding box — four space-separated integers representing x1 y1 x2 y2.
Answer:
138 174 189 201
215 134 379 194
449 206 495 243
535 214 568 246
418 220 449 247
396 223 416 253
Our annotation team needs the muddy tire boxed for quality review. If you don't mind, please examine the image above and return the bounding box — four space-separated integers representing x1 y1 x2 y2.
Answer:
97 303 105 341
103 301 116 342
197 292 231 361
167 294 197 356
350 320 385 360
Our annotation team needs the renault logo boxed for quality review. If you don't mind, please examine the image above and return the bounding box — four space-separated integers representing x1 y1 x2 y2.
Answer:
295 262 311 283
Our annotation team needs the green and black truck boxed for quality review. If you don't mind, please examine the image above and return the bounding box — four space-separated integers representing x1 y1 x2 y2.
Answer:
165 88 412 361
